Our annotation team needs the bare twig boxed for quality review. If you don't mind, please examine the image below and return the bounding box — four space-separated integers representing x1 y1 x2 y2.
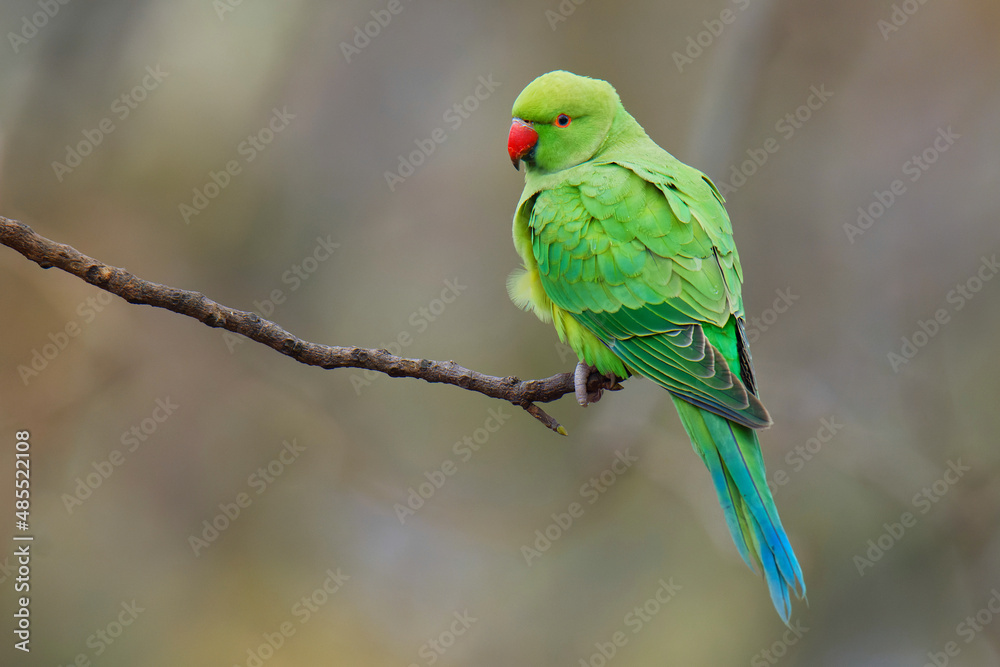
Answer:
0 216 623 433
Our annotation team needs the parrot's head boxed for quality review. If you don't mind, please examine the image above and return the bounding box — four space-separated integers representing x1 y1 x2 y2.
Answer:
508 70 620 173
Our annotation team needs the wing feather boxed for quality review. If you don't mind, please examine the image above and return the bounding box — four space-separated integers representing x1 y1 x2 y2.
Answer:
529 163 770 428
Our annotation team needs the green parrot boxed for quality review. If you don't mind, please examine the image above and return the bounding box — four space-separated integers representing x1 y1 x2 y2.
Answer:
506 70 805 622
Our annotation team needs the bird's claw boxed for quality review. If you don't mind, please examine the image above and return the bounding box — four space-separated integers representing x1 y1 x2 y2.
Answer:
574 361 622 407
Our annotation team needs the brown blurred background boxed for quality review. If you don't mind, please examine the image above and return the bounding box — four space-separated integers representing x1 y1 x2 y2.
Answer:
1 0 1000 665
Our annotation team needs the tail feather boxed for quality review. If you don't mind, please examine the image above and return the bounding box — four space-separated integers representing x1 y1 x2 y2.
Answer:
673 397 806 623
676 404 757 569
750 515 794 622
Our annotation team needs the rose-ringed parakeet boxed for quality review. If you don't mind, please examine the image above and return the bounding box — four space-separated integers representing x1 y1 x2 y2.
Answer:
506 70 805 622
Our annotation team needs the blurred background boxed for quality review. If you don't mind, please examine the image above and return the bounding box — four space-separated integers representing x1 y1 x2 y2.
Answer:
1 0 999 664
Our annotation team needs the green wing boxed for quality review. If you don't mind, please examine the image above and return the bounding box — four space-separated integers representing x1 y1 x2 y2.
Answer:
529 160 770 428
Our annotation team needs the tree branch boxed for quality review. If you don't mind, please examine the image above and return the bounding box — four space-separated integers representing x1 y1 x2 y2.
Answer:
1 216 622 434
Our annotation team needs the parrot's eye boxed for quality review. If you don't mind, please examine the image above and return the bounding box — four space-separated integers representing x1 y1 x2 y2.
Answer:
555 114 572 127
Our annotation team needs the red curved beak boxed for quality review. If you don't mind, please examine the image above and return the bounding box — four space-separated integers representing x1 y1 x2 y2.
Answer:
508 118 538 170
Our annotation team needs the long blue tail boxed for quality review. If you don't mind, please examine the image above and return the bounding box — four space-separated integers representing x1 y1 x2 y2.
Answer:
673 396 807 622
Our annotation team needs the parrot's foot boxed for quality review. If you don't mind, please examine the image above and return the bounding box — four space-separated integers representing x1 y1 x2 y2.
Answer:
574 361 592 406
574 362 623 407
